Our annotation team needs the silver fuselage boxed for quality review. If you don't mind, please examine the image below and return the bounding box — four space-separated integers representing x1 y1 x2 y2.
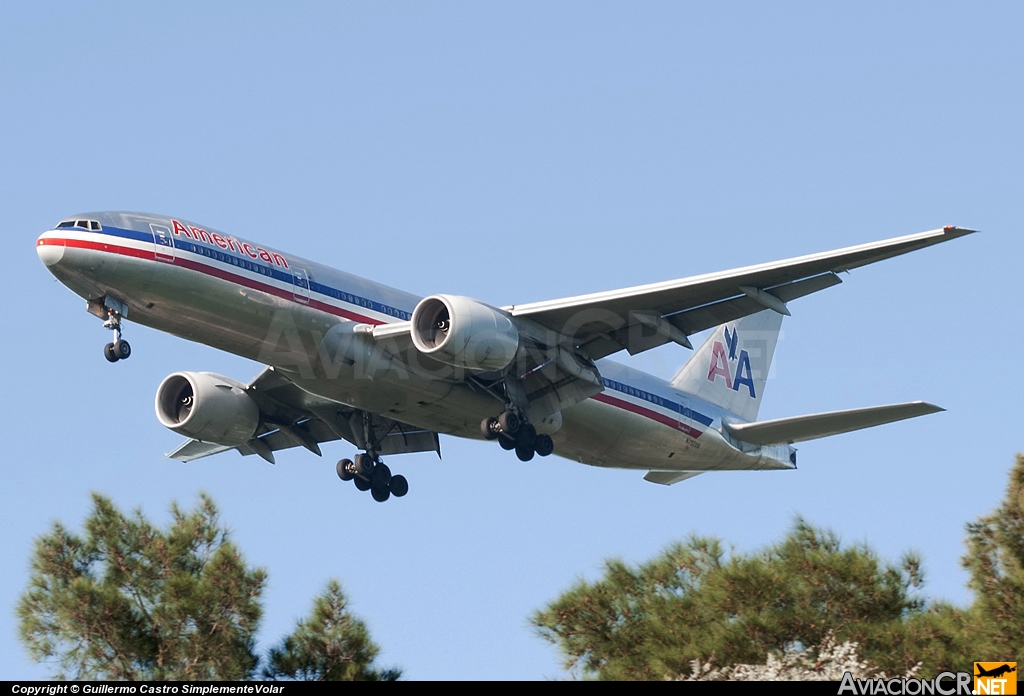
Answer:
36 211 795 473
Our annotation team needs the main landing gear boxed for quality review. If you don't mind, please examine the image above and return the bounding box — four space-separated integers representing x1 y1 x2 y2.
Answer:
335 453 409 503
102 307 131 363
480 410 554 462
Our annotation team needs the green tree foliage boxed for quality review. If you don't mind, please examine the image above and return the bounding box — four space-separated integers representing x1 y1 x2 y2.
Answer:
533 518 954 680
262 580 400 681
536 455 1024 680
17 493 266 680
963 453 1024 663
18 494 400 681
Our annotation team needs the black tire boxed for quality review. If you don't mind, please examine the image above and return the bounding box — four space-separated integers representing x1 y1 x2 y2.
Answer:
515 443 535 462
390 474 409 497
336 458 354 481
372 462 392 488
353 453 374 477
498 410 520 436
114 340 131 360
371 485 391 503
353 476 372 491
103 343 118 362
498 435 516 451
517 423 537 447
534 434 554 457
480 416 499 440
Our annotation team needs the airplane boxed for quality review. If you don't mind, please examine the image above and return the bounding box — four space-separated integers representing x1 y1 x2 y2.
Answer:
36 212 974 502
975 664 1017 679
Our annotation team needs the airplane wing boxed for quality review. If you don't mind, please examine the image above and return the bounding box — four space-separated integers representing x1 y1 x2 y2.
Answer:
351 227 971 422
508 226 975 360
166 367 441 463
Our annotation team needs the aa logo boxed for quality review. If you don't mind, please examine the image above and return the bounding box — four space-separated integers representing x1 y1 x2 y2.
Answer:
974 662 1017 695
706 326 756 398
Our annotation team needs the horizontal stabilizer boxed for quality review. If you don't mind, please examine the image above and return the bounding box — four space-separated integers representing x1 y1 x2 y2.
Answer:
165 439 233 462
722 401 943 445
644 470 704 486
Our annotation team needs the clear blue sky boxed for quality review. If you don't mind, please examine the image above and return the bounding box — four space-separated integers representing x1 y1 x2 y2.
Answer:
2 1 1021 680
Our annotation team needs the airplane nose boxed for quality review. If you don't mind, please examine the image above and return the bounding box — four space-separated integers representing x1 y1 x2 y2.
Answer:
36 234 65 266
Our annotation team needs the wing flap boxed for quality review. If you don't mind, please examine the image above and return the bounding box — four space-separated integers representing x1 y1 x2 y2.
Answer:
722 401 944 445
378 428 440 456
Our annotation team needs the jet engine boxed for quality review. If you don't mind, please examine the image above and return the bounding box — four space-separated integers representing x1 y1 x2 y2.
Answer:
411 295 519 372
155 372 259 446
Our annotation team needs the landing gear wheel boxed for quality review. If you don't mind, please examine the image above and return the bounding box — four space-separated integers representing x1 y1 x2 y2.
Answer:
390 475 409 497
336 458 354 481
371 462 392 488
353 453 375 478
515 443 535 462
498 435 516 451
498 411 521 436
113 339 131 360
353 476 372 492
371 485 391 503
534 434 554 457
480 416 500 440
100 304 130 363
517 423 537 448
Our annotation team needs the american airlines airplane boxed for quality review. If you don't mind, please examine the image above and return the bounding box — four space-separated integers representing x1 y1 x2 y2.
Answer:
36 212 973 502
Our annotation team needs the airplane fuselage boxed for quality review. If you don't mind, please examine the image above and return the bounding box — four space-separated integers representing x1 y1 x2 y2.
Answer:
36 211 796 474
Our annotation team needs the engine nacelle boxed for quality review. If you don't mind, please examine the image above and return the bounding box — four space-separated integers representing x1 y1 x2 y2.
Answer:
411 295 519 372
155 372 259 446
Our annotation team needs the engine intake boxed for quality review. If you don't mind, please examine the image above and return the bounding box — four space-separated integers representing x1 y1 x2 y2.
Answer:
155 372 259 446
411 295 519 372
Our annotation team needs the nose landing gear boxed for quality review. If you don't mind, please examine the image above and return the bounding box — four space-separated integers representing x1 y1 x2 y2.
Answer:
93 298 131 363
104 337 132 363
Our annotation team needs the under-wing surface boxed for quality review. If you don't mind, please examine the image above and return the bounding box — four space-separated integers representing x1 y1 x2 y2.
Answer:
36 213 974 501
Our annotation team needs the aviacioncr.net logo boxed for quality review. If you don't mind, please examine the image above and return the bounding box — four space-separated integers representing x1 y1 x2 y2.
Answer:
838 671 973 695
974 663 1017 695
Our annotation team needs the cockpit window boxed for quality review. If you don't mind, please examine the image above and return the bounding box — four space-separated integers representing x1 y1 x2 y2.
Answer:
55 219 101 230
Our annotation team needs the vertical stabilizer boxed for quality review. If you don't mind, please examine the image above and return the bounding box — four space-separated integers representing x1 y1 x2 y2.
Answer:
669 310 783 422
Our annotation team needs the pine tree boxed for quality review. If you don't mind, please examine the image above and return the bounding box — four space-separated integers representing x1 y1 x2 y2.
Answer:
963 453 1024 662
532 518 936 679
262 580 400 681
17 493 266 680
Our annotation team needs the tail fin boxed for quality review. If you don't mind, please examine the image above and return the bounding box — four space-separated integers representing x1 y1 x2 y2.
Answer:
669 310 783 421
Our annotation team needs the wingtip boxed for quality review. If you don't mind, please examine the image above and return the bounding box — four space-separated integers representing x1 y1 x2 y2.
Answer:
942 225 979 238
